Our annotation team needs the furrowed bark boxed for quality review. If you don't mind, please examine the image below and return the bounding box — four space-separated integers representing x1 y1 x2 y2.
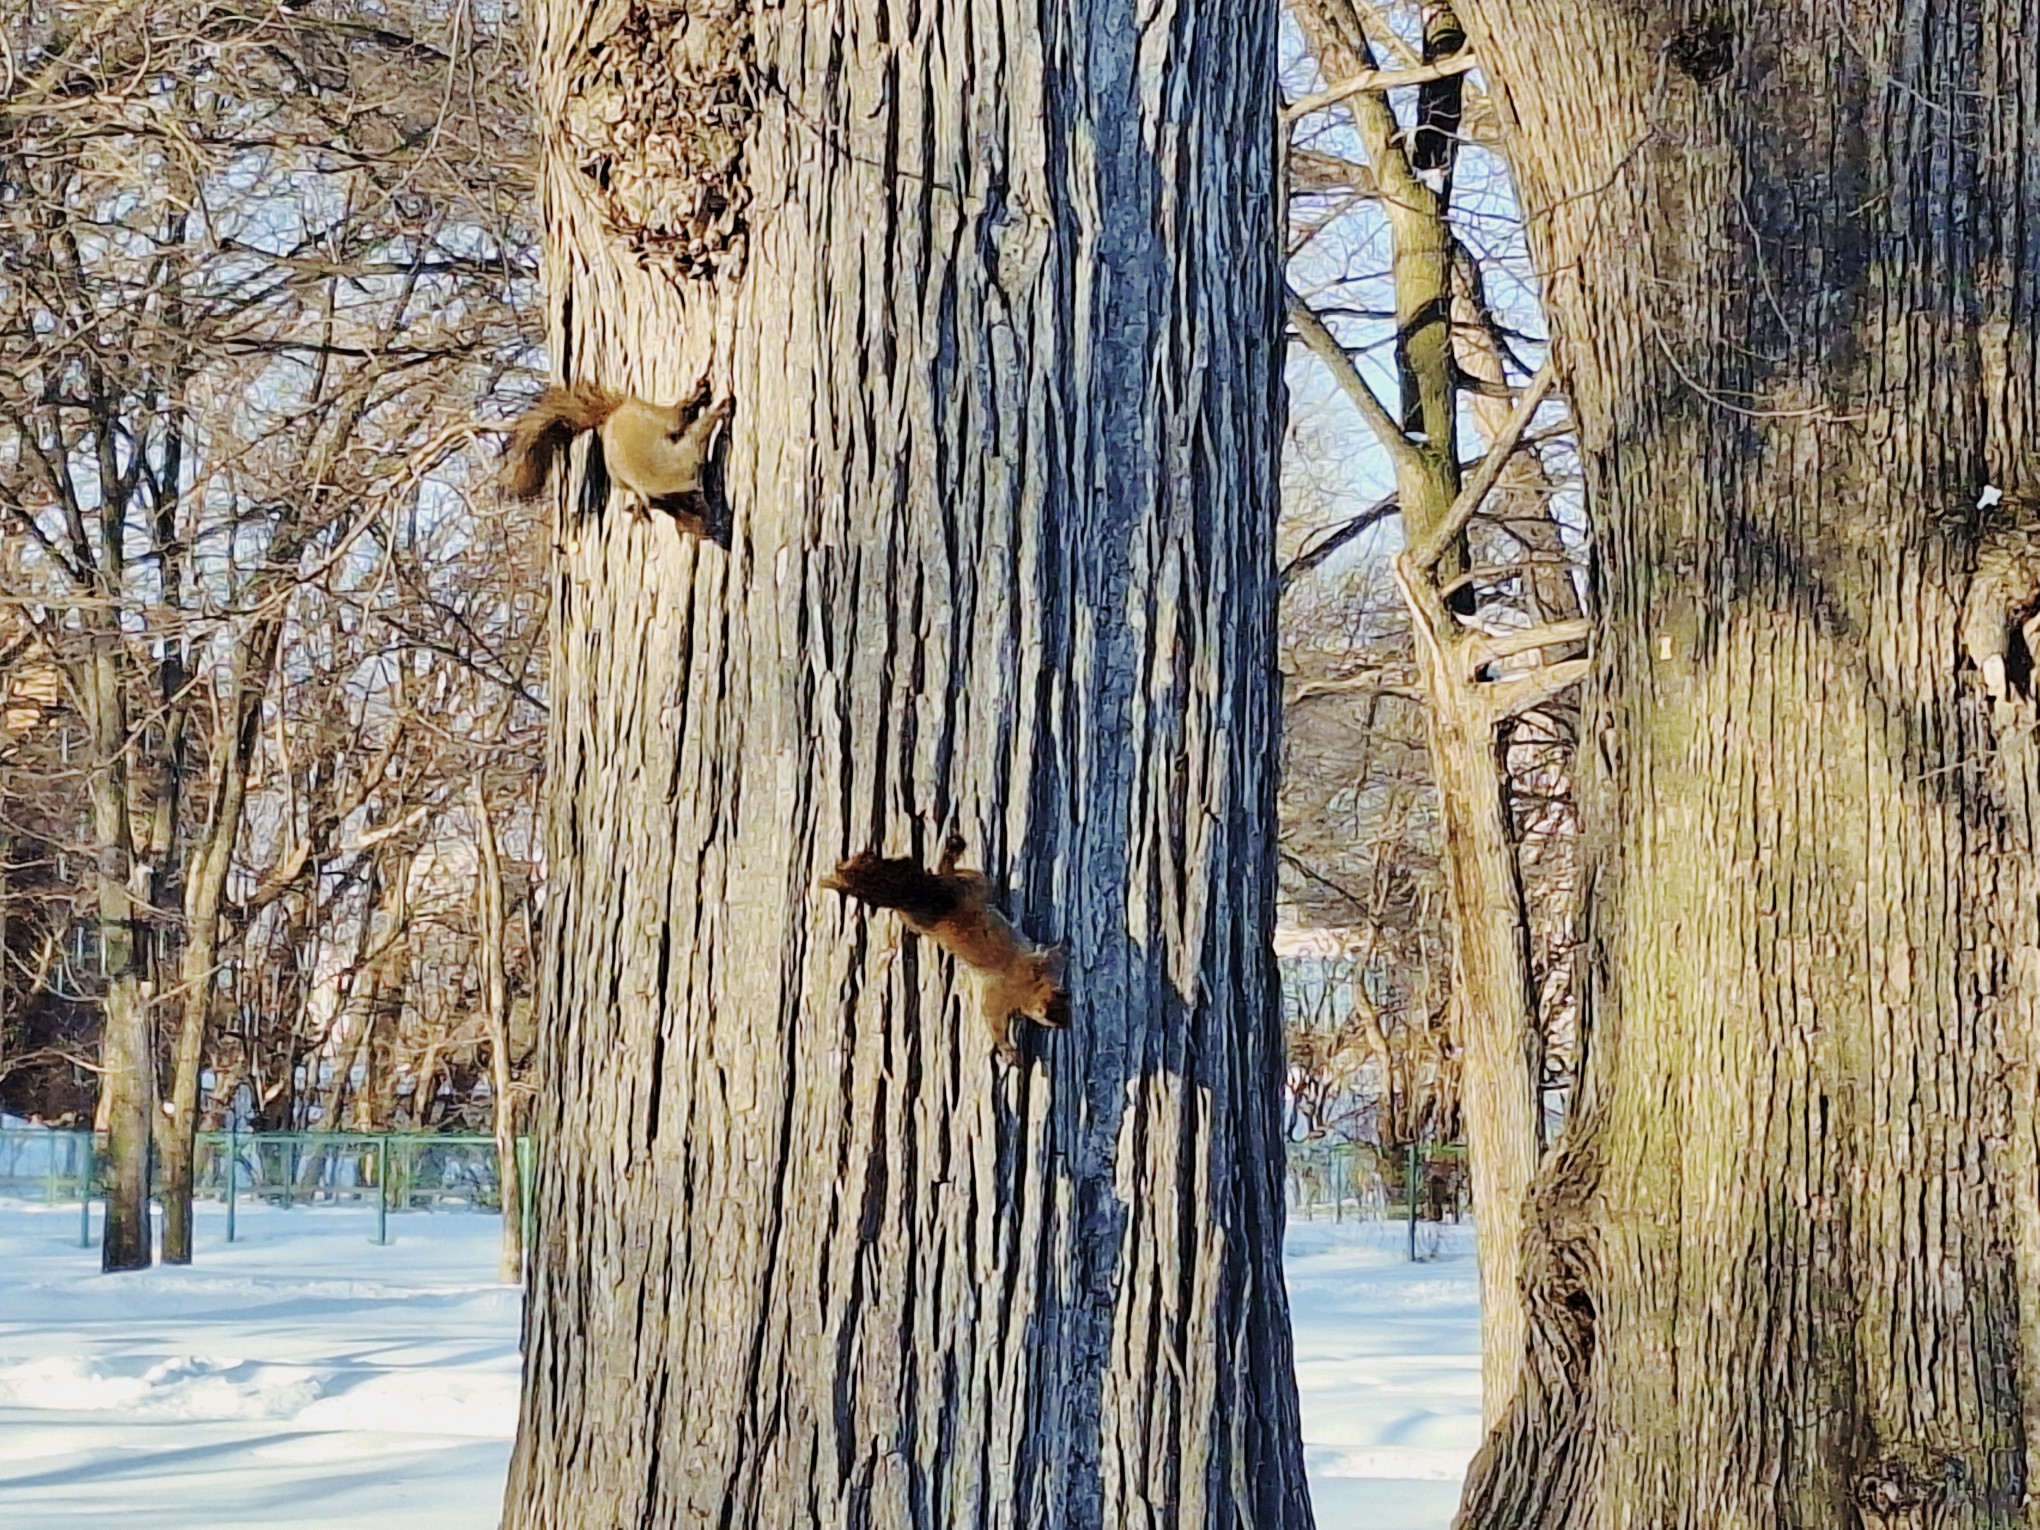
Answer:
504 1 1311 1525
1455 1 2040 1522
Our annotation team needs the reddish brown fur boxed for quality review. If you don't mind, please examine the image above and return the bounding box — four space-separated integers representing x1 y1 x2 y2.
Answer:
822 835 1068 1063
502 383 625 500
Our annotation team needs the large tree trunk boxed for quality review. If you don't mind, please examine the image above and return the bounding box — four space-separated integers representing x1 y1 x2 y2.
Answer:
1454 2 2040 1522
504 2 1310 1526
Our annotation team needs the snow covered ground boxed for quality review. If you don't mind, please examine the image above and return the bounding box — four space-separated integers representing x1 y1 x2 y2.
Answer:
0 1200 519 1529
1287 1216 1482 1528
0 1199 1477 1528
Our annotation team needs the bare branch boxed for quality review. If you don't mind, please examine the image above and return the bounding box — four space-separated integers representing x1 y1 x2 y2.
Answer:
1483 658 1590 721
1463 618 1593 673
1281 492 1400 589
1287 675 1427 706
1404 359 1560 573
1286 286 1425 475
1288 148 1380 200
1284 52 1480 124
1435 559 1578 604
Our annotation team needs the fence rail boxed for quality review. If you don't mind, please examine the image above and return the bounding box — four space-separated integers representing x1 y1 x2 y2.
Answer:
1284 1139 1469 1223
0 1127 535 1248
0 1127 522 1207
2 1126 1459 1251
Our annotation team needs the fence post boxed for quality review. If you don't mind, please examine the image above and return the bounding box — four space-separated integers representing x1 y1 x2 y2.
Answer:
375 1135 390 1246
45 1134 58 1206
79 1134 95 1249
226 1122 239 1244
517 1133 535 1269
1406 1143 1419 1263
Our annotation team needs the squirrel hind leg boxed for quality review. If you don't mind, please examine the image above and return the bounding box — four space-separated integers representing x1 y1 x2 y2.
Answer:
1040 988 1071 1031
676 376 712 416
985 1007 1022 1067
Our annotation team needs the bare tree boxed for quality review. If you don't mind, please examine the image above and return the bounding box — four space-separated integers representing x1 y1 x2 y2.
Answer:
1276 525 1464 1154
0 0 541 1258
1281 0 1585 1420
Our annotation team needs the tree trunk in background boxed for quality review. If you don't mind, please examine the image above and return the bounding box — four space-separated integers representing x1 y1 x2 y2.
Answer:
1420 668 1543 1410
295 864 406 1186
505 1 1309 1525
87 614 152 1272
0 826 11 1073
469 775 522 1286
1291 0 1544 1427
1447 245 1582 637
160 622 276 1264
1454 2 2040 1522
411 1040 441 1130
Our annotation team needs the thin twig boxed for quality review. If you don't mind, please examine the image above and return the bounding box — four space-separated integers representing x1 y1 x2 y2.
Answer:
1287 675 1427 706
1280 493 1400 589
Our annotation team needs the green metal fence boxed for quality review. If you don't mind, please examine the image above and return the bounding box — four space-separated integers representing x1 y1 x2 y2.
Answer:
1285 1138 1470 1262
1284 1139 1469 1223
0 1127 529 1249
2 1125 1450 1258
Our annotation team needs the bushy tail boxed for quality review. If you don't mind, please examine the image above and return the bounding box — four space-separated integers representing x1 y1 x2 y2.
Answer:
820 851 961 927
501 383 623 500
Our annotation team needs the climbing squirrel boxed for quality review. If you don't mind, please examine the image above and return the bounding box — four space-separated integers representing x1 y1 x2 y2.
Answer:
502 379 730 524
821 833 1069 1065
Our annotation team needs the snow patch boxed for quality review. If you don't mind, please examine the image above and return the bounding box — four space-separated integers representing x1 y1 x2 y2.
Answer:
295 1372 517 1438
0 1353 323 1420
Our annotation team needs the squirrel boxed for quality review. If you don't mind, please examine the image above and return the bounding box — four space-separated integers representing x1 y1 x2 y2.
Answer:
1960 507 2040 704
821 833 1069 1065
502 378 731 526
